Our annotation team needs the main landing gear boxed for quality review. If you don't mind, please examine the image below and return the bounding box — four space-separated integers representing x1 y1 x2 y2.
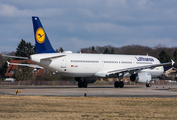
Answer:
78 81 88 88
114 73 124 88
114 81 124 88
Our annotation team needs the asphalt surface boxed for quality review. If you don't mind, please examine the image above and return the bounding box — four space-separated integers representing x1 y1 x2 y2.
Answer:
0 85 177 97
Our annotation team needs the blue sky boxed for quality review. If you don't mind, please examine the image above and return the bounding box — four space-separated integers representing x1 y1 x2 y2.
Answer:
0 0 177 53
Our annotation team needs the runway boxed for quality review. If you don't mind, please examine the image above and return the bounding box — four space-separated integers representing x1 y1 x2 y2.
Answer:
0 85 177 97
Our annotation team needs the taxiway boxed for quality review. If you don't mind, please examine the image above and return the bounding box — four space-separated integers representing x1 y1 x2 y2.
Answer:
0 85 176 97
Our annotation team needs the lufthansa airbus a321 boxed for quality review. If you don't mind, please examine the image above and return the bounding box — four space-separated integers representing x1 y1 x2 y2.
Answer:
3 16 175 88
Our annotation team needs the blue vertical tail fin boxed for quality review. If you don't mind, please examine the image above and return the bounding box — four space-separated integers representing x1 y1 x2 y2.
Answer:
32 16 56 54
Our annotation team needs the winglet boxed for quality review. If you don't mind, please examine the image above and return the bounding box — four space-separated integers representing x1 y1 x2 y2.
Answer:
171 59 175 66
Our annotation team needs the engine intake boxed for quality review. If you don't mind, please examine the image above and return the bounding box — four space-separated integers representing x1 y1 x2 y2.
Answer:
130 72 152 83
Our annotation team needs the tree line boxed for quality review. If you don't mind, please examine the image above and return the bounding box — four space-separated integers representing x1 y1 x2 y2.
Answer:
80 44 177 63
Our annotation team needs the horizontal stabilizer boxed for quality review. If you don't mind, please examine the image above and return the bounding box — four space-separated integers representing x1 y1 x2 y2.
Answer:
40 55 66 61
7 61 43 69
2 55 29 59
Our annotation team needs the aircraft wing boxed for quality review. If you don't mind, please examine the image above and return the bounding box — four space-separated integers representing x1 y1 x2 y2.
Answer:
7 61 43 69
94 60 175 77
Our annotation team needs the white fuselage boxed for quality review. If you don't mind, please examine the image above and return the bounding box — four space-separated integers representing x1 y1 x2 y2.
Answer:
30 53 164 78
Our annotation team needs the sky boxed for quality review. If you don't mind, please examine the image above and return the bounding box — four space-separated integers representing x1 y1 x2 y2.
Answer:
0 0 177 53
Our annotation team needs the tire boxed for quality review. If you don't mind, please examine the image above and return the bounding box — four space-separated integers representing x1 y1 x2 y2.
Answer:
114 81 119 88
83 81 87 88
78 81 83 88
120 81 124 88
146 83 151 87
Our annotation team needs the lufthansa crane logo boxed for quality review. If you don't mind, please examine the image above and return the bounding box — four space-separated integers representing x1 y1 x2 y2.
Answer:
36 27 45 44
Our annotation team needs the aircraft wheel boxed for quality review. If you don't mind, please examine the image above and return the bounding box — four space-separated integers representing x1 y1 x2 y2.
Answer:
146 83 151 87
120 81 124 88
78 81 83 88
114 81 119 88
83 81 88 88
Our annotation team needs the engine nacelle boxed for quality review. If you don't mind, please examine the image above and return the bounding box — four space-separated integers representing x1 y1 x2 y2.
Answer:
130 72 152 83
75 77 97 83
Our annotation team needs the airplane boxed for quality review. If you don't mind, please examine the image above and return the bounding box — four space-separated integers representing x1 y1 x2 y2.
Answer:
2 16 175 88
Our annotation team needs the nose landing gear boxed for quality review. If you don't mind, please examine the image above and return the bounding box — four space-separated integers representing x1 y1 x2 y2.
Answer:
146 83 151 87
78 81 88 88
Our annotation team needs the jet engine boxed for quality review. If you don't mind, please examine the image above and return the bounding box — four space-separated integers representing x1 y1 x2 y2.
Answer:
130 72 152 83
75 77 97 83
